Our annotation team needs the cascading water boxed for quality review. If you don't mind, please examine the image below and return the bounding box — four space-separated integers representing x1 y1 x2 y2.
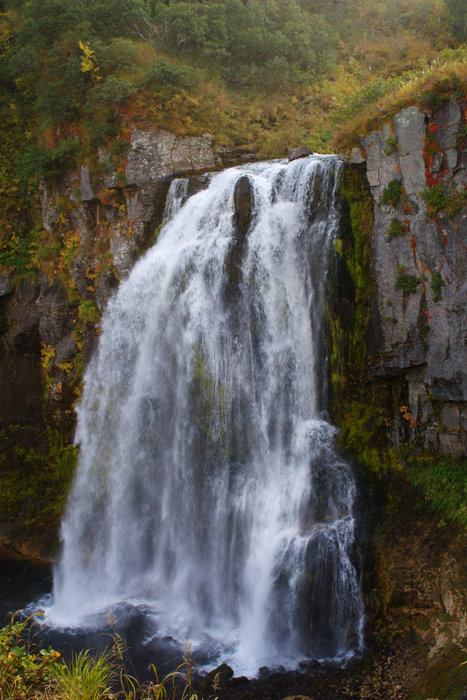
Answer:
50 156 364 674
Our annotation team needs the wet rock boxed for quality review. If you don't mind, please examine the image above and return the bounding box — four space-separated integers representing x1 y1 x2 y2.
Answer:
197 663 234 693
223 174 253 296
187 173 211 198
95 268 119 312
233 174 253 238
288 146 310 162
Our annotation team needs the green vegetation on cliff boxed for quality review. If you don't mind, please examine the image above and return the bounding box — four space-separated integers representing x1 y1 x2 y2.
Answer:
326 164 400 476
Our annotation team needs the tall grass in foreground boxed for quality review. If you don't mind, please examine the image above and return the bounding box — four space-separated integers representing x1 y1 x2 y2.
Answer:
48 649 115 699
0 615 200 700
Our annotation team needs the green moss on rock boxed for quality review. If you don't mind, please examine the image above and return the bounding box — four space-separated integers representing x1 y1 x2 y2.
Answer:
0 426 77 558
326 163 399 475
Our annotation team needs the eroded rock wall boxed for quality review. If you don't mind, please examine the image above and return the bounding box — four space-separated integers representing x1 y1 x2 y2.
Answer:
357 98 466 457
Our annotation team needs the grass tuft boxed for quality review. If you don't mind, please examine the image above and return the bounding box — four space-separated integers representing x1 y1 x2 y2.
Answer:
49 649 115 700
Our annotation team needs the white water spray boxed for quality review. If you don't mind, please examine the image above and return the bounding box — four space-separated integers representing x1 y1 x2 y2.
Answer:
51 157 364 674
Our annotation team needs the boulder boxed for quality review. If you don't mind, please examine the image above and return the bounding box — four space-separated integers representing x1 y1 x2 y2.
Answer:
197 663 234 694
288 146 310 162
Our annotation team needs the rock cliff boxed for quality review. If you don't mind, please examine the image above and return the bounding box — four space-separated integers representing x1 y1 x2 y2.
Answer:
333 96 467 698
346 97 466 459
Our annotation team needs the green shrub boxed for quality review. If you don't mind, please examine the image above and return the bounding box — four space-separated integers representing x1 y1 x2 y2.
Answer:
15 139 80 186
387 217 407 239
78 300 101 325
419 183 467 218
0 617 60 699
395 267 419 293
408 457 467 530
0 228 39 280
383 135 397 155
379 179 403 207
455 123 467 146
431 271 445 301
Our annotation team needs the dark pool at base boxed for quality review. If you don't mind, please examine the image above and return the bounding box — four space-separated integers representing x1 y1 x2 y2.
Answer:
0 554 52 625
1 554 361 696
0 554 221 682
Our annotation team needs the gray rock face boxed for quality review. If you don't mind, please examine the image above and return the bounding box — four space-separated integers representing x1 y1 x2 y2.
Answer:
361 100 467 456
42 129 220 288
125 129 217 185
29 128 222 433
393 106 427 196
433 98 462 173
288 146 310 162
79 165 96 201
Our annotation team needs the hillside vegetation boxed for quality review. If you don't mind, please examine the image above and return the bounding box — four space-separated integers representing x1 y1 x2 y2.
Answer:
1 0 465 275
1 2 466 152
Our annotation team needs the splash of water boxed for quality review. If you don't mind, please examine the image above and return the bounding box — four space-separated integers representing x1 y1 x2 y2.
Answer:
50 157 364 674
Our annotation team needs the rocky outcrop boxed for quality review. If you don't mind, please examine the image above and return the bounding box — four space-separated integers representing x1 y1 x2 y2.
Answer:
38 129 222 389
355 98 466 457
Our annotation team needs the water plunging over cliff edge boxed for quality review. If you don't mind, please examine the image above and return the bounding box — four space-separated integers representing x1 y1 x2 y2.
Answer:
49 157 364 675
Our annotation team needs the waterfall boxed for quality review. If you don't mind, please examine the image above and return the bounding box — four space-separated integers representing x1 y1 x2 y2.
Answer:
51 156 364 674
